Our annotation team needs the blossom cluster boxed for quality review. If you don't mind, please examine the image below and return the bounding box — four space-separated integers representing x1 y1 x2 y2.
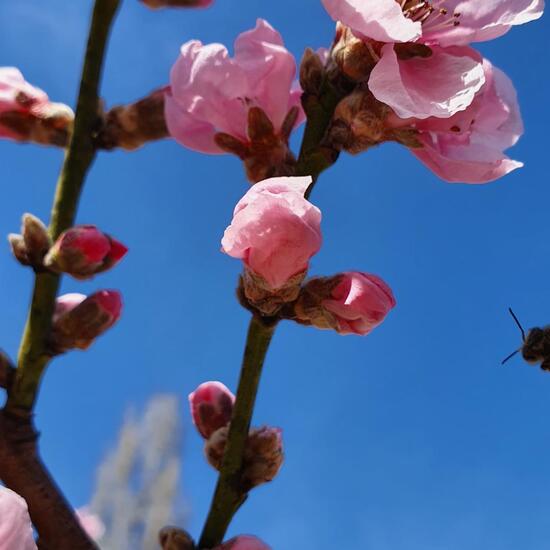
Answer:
0 0 544 547
8 216 126 353
222 176 396 335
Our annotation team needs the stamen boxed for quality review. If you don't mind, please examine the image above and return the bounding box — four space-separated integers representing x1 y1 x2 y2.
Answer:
398 0 461 32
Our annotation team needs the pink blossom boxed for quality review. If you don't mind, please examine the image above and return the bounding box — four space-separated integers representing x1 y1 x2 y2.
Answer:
44 225 128 279
368 44 485 120
189 381 235 439
0 487 37 550
221 176 322 290
76 507 105 541
0 67 73 145
51 291 123 352
322 0 542 119
214 535 271 550
165 19 304 154
400 58 523 183
322 0 543 46
323 272 396 336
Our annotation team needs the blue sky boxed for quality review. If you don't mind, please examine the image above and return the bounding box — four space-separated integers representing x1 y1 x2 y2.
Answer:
1 1 550 549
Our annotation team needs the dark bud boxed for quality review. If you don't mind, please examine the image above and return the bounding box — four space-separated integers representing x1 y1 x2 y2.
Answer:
158 527 195 550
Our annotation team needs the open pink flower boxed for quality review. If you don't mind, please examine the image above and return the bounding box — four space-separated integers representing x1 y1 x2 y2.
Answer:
165 18 304 153
214 536 271 550
221 176 322 290
322 272 396 336
0 487 37 550
322 0 542 119
189 381 235 439
322 0 543 45
394 57 523 183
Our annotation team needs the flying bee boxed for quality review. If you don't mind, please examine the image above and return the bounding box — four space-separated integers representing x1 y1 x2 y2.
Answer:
502 308 550 371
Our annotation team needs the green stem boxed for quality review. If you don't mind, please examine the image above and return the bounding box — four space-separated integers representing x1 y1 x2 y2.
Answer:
198 316 277 549
295 78 347 199
5 0 121 413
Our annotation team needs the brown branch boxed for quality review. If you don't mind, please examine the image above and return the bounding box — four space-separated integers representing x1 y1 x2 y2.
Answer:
0 409 97 549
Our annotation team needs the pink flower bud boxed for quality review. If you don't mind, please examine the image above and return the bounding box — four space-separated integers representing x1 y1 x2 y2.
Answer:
222 176 322 290
0 67 73 146
324 272 396 336
0 487 37 550
44 225 128 279
50 290 123 353
189 381 235 439
214 535 271 550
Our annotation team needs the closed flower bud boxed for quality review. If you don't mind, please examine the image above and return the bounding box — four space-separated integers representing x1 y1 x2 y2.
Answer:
140 0 212 8
295 272 396 336
0 67 73 147
331 23 378 82
188 381 235 439
328 90 393 154
214 535 271 550
159 526 196 550
222 176 322 315
22 213 51 266
50 290 122 353
205 426 284 491
97 88 169 151
8 233 30 266
44 225 127 279
299 48 327 96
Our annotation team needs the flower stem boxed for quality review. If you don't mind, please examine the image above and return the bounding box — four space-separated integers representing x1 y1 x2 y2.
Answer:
198 316 277 548
5 0 121 414
295 77 346 199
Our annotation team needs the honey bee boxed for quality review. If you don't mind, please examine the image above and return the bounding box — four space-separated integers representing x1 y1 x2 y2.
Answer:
502 308 550 371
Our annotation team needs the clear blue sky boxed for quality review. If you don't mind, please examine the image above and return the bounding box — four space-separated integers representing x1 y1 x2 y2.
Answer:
1 1 549 549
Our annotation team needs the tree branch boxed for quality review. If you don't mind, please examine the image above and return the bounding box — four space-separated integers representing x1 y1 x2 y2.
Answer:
5 0 121 414
198 316 277 549
1 1 121 548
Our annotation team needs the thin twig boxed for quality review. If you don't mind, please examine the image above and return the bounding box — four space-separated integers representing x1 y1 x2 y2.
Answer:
5 0 121 413
198 316 277 548
1 0 121 547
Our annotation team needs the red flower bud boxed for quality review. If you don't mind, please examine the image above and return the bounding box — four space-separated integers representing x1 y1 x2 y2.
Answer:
50 290 123 353
188 381 235 439
44 225 128 279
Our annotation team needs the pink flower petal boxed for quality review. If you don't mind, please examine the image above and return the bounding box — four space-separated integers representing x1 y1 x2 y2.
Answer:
369 44 485 119
422 0 545 47
0 487 37 550
321 0 420 43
